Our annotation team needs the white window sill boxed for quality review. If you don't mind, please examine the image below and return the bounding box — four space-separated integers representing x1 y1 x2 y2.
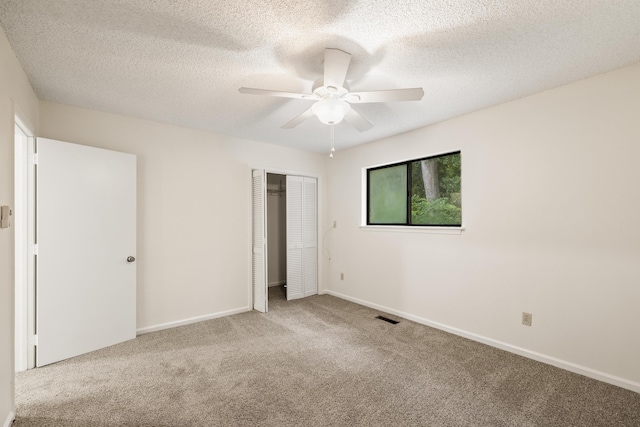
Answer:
359 225 465 235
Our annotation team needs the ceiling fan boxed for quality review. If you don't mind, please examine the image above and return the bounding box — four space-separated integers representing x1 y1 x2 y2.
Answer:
238 48 424 132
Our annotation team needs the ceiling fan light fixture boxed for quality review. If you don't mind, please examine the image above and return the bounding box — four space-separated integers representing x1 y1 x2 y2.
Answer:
312 96 351 125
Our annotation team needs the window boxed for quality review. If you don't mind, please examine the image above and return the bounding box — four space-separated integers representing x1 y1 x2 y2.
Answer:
367 151 461 226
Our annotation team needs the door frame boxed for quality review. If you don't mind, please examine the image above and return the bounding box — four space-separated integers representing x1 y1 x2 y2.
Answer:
14 112 36 372
248 166 321 312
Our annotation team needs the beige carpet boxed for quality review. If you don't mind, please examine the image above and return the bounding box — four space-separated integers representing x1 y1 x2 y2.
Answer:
15 288 640 426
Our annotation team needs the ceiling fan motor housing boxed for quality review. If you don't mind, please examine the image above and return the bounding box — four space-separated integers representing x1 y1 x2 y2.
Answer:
312 79 349 97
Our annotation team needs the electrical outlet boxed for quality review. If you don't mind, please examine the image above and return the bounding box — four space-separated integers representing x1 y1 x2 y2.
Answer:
333 220 337 228
340 273 344 280
522 312 532 326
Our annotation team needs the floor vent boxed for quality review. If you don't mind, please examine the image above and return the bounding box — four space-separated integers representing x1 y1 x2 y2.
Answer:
376 315 399 324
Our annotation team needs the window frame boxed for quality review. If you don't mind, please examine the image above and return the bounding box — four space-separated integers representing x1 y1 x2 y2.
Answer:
366 150 461 227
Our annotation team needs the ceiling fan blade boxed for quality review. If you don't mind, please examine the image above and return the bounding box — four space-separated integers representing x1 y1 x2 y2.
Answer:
282 107 315 129
343 108 373 132
346 88 424 103
324 48 351 89
239 87 316 100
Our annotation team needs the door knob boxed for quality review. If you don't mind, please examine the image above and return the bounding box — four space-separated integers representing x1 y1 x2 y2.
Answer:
127 256 136 263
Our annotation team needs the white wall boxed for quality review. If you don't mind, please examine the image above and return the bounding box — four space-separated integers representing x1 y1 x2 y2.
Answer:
326 63 640 391
39 101 327 332
0 28 39 426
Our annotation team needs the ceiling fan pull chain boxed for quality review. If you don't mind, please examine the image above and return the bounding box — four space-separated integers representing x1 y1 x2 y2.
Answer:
329 125 335 158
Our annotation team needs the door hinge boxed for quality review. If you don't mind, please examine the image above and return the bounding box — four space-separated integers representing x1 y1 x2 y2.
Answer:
31 244 38 255
32 153 38 165
30 334 38 346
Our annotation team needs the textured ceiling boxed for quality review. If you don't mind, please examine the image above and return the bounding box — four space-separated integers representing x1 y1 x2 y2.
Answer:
1 1 639 153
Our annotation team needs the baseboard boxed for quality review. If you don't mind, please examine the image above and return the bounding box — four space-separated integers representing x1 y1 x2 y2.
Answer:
268 280 286 287
3 411 15 427
136 306 251 335
324 290 640 394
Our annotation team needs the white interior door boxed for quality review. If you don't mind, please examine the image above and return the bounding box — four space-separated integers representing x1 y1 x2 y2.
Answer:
252 169 268 312
286 176 304 300
36 138 136 367
303 177 318 297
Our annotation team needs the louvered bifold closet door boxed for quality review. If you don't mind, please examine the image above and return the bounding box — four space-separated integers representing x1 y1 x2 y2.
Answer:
252 170 268 312
303 177 318 297
286 176 304 300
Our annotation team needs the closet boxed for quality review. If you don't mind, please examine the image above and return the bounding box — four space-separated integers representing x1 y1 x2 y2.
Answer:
266 174 286 291
252 170 317 313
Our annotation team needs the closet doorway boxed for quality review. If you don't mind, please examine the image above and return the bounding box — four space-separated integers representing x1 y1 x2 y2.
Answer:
266 174 287 301
252 170 317 313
